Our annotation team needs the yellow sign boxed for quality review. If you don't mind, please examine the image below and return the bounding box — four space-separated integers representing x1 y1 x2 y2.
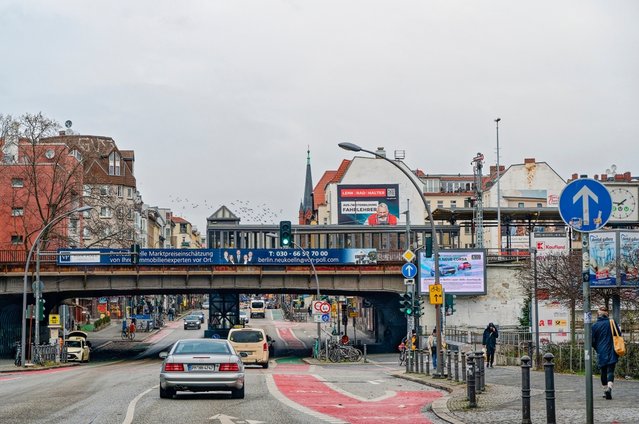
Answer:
49 314 60 325
429 284 443 305
402 250 415 262
349 311 359 318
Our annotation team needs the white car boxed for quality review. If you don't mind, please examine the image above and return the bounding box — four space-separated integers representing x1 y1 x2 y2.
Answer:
202 301 209 310
239 310 249 325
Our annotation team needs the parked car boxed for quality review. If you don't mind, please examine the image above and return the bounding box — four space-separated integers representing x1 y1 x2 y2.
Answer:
249 300 266 318
458 261 472 270
65 331 91 363
202 301 209 310
159 338 245 399
227 328 272 368
192 310 205 323
183 315 202 330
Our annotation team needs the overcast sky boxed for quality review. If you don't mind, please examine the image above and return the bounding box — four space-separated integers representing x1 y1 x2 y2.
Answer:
2 1 638 230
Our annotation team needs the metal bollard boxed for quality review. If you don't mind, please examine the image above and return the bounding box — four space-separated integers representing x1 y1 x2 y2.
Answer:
363 344 367 363
544 353 556 424
405 350 410 373
521 355 532 424
476 350 485 392
409 353 414 373
474 351 482 393
419 349 424 373
454 351 459 382
447 350 452 380
426 351 431 376
466 352 476 407
461 351 466 382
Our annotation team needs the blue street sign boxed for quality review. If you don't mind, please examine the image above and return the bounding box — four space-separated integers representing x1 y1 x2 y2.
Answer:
321 314 330 322
401 263 418 279
559 178 612 232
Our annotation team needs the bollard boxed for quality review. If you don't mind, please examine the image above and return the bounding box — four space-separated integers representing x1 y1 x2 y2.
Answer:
363 344 367 363
544 353 556 424
454 351 459 382
406 350 410 373
447 350 453 381
476 350 485 392
521 355 532 424
461 351 466 382
409 353 414 373
418 349 424 373
474 351 482 393
426 351 431 376
466 352 476 408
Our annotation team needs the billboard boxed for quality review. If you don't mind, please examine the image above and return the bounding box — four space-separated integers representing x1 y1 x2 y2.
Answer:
336 184 400 225
533 232 569 257
58 248 378 267
620 231 639 286
589 232 617 287
418 249 487 295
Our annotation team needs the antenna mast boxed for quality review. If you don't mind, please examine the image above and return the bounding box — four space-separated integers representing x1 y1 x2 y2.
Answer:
472 153 485 248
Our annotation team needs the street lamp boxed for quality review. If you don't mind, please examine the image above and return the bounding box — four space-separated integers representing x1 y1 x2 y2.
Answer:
21 205 93 366
529 246 540 368
338 142 444 376
495 118 502 254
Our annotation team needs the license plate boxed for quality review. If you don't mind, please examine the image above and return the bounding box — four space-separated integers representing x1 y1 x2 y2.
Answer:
241 351 253 356
190 364 216 371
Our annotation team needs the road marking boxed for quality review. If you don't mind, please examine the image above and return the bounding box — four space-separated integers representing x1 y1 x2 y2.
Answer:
122 385 157 424
265 374 347 424
313 374 395 402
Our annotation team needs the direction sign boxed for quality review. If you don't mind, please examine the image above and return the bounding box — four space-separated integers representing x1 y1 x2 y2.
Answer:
401 263 418 279
559 178 612 232
321 314 330 322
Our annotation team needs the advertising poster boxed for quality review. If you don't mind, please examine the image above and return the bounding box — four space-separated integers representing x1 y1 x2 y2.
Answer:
419 249 486 295
533 300 571 343
533 232 569 257
336 184 400 225
589 232 617 287
58 248 378 266
620 231 639 286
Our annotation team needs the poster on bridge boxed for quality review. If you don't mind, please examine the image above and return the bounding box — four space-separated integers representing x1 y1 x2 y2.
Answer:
336 184 400 225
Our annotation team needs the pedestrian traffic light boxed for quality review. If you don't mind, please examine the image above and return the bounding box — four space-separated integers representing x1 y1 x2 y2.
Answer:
36 298 46 321
279 221 292 247
399 293 413 316
445 293 456 316
130 243 140 265
413 297 424 317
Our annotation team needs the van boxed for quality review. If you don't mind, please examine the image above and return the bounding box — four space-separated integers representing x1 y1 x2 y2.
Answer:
65 331 91 363
250 300 266 318
227 328 271 368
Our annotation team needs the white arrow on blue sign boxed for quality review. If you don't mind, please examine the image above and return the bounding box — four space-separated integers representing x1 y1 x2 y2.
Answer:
559 178 612 232
401 263 418 279
321 314 330 322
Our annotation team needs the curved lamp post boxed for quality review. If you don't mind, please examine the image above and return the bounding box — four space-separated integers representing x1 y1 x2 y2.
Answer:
338 142 444 376
21 205 93 366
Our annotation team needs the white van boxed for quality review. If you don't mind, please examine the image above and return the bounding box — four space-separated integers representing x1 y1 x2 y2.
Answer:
250 300 266 318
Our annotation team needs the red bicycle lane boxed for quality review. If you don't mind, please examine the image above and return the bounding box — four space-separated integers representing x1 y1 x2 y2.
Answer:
272 365 442 423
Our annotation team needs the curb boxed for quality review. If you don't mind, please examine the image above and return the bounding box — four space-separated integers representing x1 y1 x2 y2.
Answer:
0 362 81 374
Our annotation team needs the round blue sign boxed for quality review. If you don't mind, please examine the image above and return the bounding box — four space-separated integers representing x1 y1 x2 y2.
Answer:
559 178 612 232
401 263 418 279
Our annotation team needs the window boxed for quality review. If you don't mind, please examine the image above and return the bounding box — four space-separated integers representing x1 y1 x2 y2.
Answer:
536 203 543 208
83 209 91 218
518 202 525 208
11 235 23 244
108 152 121 176
69 219 78 233
11 207 24 217
99 207 112 218
127 188 133 199
83 227 91 239
83 185 91 197
69 149 82 161
11 178 23 188
450 200 457 209
180 223 188 233
100 186 109 196
437 201 444 209
117 185 123 197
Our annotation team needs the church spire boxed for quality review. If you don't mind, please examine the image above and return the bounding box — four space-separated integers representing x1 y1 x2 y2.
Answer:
299 146 315 224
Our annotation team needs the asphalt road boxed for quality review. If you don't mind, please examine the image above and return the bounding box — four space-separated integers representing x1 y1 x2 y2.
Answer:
0 310 446 424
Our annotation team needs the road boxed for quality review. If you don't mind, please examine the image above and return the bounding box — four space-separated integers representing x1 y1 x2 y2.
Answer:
0 309 445 424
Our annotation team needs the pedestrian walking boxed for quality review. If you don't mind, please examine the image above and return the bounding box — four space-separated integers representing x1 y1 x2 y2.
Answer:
592 305 620 400
482 322 499 368
427 328 437 369
121 319 127 336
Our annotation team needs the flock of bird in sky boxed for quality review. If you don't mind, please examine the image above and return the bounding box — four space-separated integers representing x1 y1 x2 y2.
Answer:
167 195 284 225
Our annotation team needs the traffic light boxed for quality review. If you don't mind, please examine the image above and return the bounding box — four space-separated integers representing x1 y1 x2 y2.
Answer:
399 292 413 316
130 243 140 265
413 296 424 317
36 298 46 321
279 221 292 247
445 293 456 316
424 238 433 258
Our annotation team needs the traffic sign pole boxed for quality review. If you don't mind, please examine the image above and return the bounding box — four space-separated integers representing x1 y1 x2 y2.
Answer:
582 235 593 424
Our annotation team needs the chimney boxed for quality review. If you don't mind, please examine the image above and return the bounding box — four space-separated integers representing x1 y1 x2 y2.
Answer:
624 172 631 182
59 130 66 136
374 147 387 158
594 175 599 181
524 158 535 164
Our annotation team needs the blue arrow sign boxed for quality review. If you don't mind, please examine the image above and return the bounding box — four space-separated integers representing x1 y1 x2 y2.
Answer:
401 263 418 279
321 314 330 322
559 179 612 232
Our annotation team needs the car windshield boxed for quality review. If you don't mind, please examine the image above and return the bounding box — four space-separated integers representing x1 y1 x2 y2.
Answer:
229 331 264 343
251 301 264 308
66 340 82 348
173 341 231 355
185 315 199 320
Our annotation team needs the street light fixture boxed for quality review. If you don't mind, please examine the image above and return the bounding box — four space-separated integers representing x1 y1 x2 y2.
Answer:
338 142 444 376
21 205 93 366
529 246 540 369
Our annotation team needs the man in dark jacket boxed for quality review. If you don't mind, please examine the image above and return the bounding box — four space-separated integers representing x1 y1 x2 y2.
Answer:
482 323 499 368
592 305 619 399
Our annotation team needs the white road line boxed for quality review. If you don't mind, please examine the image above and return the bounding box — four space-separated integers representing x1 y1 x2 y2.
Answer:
368 380 380 385
313 374 396 402
122 385 157 424
265 374 347 424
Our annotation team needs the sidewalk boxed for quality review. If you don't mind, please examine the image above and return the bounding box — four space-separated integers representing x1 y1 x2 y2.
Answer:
398 363 639 424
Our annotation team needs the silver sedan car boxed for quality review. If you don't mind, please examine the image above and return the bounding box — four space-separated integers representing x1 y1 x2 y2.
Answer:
159 339 245 399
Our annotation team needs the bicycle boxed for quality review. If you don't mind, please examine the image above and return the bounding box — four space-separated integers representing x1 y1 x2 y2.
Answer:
121 329 136 341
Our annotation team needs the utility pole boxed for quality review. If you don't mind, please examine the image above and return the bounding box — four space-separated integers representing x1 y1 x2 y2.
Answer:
495 118 502 253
